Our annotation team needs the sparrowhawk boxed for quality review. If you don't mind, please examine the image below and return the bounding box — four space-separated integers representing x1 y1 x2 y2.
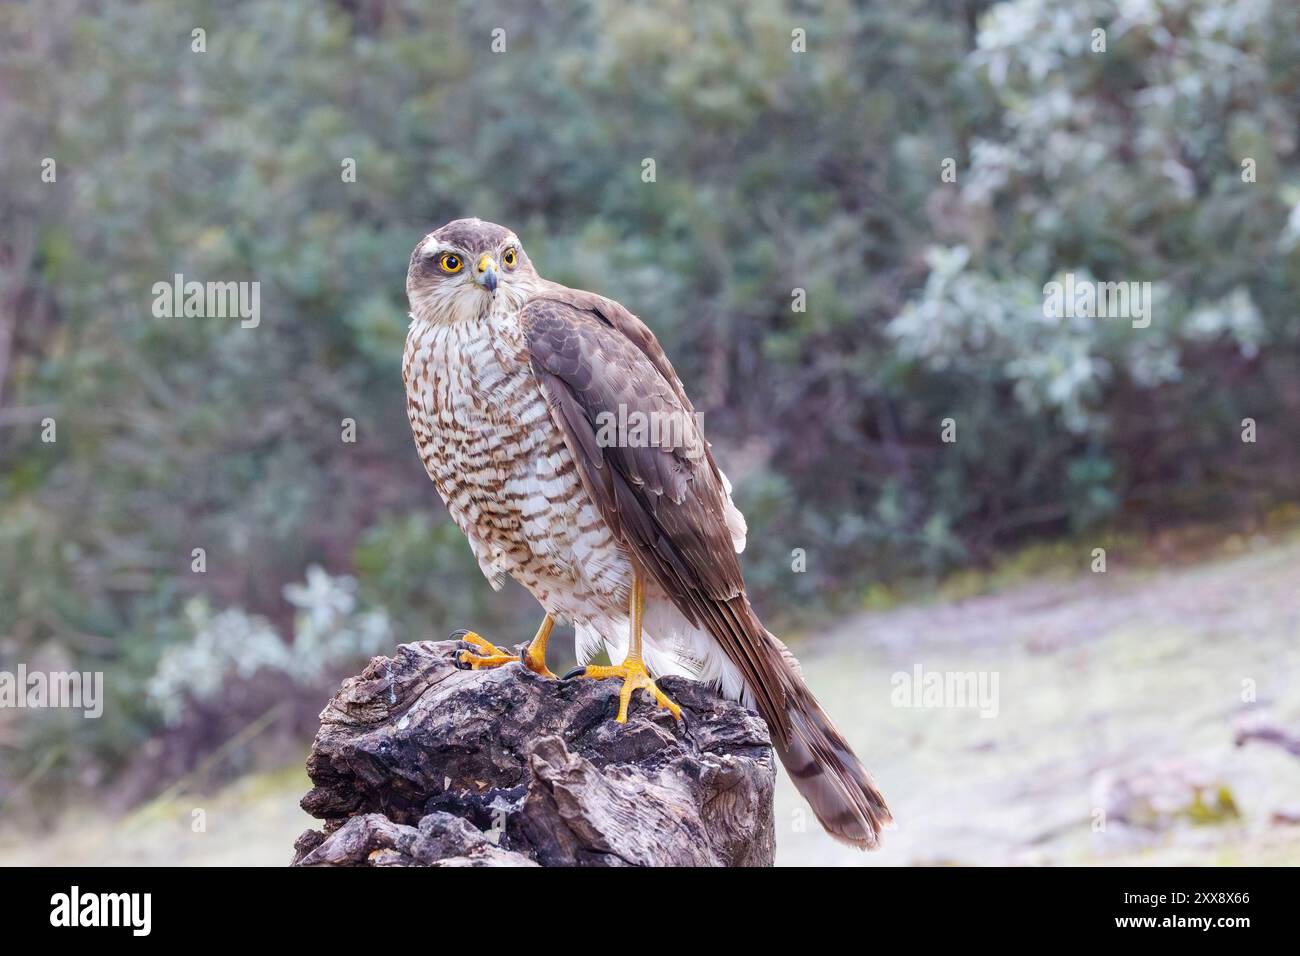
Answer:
402 218 890 847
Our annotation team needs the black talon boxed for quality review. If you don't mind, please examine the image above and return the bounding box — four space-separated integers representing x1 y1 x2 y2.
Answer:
449 630 473 670
561 666 587 681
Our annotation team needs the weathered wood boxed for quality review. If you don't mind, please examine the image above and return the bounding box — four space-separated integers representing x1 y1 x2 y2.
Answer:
292 639 776 866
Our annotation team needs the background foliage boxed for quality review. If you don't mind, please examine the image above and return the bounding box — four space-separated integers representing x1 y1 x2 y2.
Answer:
1 0 1297 808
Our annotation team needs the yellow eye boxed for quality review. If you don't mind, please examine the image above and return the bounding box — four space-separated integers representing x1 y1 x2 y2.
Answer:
439 253 463 274
502 248 517 269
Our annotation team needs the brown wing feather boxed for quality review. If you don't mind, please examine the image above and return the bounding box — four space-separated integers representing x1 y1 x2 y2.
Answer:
522 293 791 740
522 288 891 848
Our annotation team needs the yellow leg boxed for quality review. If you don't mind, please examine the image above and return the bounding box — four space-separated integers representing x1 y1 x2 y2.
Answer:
562 573 682 723
520 616 557 678
455 616 557 678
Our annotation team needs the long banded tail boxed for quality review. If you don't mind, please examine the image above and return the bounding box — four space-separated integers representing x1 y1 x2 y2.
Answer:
763 635 891 849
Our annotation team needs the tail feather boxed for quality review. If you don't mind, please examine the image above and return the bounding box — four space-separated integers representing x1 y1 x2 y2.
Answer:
766 635 891 849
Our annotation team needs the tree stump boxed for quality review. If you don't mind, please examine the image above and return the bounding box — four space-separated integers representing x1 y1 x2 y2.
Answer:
291 639 776 866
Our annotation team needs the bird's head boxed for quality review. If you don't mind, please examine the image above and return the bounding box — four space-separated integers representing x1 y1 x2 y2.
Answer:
406 218 538 324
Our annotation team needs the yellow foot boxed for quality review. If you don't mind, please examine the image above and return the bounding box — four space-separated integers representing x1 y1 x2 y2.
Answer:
452 630 557 678
520 642 558 679
454 631 517 669
562 658 682 724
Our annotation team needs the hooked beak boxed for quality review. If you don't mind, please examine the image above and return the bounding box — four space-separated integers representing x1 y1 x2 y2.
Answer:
475 254 498 293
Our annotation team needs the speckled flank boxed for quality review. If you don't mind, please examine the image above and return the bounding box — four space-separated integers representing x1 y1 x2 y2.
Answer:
402 303 631 626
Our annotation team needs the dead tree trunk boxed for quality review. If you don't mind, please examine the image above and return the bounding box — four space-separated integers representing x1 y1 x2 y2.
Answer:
292 639 776 866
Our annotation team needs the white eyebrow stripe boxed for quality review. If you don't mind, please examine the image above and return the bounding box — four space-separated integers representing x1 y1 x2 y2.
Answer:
419 233 519 258
419 237 453 257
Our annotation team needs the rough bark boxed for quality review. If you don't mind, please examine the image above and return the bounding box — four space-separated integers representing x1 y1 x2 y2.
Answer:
292 638 776 866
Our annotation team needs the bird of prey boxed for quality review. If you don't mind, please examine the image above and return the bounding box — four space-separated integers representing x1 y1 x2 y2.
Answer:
402 218 890 847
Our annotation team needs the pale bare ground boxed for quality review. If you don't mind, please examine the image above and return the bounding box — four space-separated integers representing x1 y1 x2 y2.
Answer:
775 533 1300 866
0 766 314 866
3 535 1298 866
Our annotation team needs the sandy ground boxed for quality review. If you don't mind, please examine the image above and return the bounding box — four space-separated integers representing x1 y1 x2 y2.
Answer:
3 534 1298 866
0 766 314 867
775 533 1300 865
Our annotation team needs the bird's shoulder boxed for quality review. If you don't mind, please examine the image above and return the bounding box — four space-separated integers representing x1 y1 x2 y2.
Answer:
520 281 694 413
